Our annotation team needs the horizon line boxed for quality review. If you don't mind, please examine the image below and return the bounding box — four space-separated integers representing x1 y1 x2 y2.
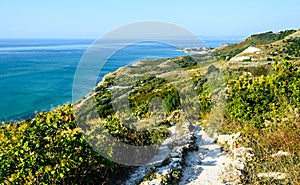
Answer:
0 35 247 40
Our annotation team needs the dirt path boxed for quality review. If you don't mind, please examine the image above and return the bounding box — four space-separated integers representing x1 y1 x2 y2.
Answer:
125 126 233 185
179 129 231 185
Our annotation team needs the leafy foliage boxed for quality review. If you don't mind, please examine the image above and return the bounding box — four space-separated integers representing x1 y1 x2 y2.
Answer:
129 76 181 119
172 56 197 68
226 60 299 126
95 85 114 118
281 37 300 57
0 105 116 184
221 61 300 184
102 115 170 146
93 75 171 147
192 76 211 118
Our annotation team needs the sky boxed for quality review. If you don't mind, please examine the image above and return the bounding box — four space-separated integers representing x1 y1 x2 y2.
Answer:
0 0 300 39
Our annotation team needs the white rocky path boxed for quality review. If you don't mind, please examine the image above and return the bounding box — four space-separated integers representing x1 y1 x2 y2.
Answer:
179 129 231 185
125 124 246 185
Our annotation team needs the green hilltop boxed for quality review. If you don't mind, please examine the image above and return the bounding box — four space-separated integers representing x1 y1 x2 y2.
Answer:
214 29 300 61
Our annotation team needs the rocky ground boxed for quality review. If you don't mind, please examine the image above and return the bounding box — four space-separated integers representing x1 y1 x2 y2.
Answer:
124 123 251 185
179 129 230 185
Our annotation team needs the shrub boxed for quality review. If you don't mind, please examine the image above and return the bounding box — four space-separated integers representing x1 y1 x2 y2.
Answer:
221 61 300 184
0 105 115 184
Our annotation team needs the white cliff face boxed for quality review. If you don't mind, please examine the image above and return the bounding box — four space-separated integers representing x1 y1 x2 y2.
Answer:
241 47 261 54
230 56 252 62
229 46 261 62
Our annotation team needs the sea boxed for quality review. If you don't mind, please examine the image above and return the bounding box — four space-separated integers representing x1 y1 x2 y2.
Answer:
0 38 242 122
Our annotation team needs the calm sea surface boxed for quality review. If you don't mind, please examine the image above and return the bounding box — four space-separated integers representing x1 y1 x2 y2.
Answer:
0 38 240 121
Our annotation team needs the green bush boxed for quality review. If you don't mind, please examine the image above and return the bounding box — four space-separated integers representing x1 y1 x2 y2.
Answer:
173 56 197 68
226 60 299 127
221 61 300 184
93 75 171 148
129 76 181 119
0 105 115 184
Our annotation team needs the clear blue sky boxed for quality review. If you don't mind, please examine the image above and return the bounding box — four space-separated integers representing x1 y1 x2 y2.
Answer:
1 0 299 38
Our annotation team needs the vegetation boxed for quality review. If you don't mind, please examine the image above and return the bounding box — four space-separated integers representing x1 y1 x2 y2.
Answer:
172 56 197 68
94 85 114 118
129 75 181 119
93 75 172 146
0 29 299 184
220 60 300 184
249 30 296 44
214 30 297 60
276 37 300 58
192 76 211 119
0 105 118 184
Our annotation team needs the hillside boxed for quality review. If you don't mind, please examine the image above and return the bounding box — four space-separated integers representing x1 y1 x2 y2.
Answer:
214 29 300 62
0 30 299 185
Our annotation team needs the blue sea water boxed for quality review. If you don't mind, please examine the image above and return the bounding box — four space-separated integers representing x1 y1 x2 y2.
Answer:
0 38 240 122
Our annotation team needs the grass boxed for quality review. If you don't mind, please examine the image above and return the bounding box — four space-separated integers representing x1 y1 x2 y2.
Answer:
218 61 300 184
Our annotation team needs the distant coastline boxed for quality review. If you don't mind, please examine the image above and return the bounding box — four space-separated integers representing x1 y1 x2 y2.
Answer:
0 38 242 122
